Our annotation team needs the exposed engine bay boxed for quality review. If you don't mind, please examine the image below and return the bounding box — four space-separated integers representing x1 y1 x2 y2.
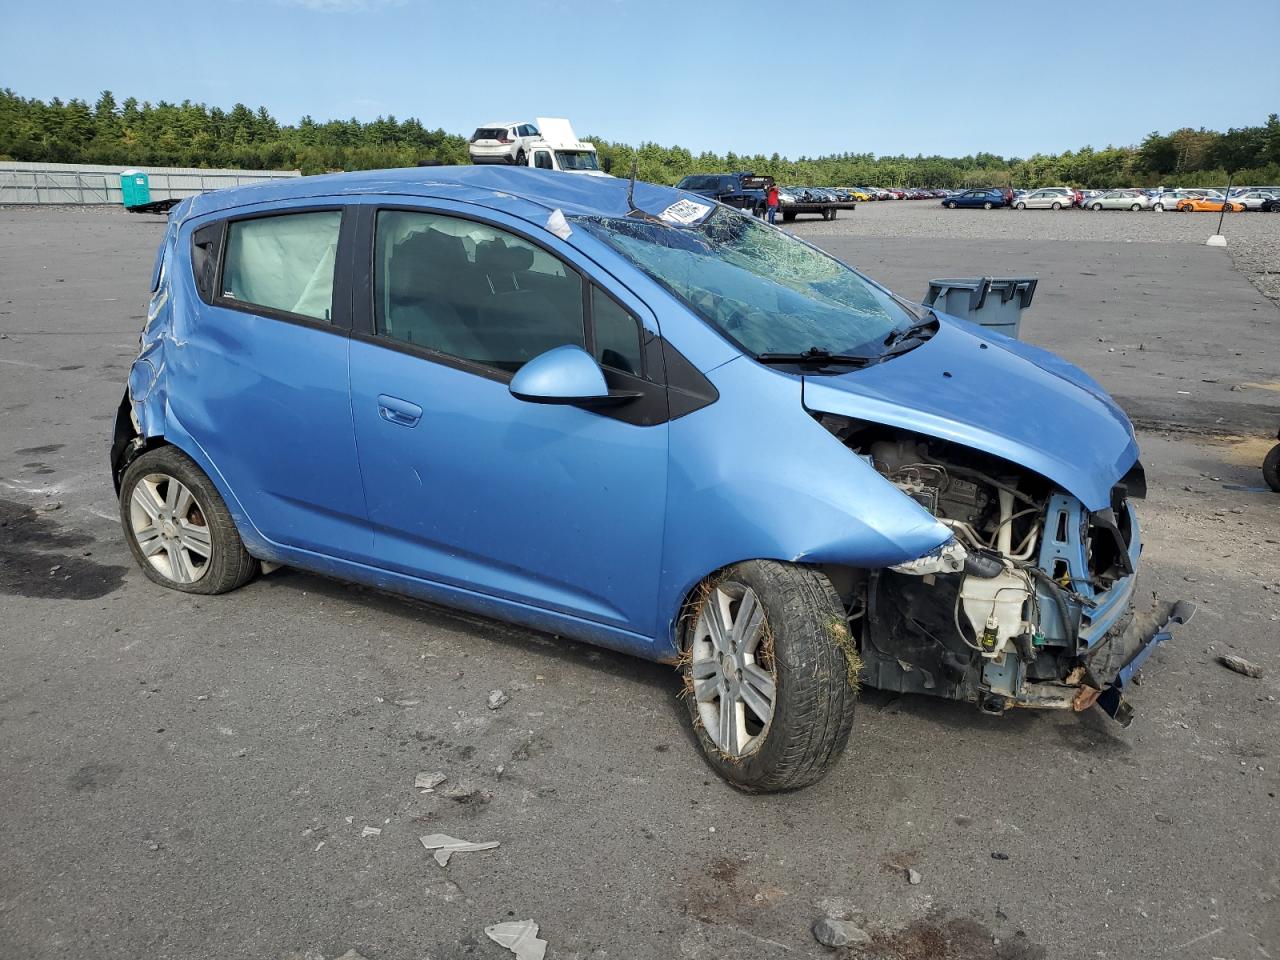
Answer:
815 415 1190 724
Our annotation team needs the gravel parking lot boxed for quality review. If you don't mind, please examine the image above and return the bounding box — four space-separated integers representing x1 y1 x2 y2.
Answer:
791 200 1280 303
1 203 1278 960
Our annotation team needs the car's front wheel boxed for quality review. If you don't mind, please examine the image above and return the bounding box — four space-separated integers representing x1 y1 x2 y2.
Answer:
947 201 957 209
1015 201 1026 209
1153 202 1165 211
120 446 259 595
513 149 526 166
1092 202 1103 210
982 201 993 209
681 561 858 792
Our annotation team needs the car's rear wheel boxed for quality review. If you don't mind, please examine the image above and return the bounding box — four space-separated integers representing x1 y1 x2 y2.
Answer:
1050 201 1062 210
1264 444 1280 493
1092 202 1103 210
1131 203 1142 210
681 560 858 792
120 446 258 595
1153 202 1165 211
983 201 993 209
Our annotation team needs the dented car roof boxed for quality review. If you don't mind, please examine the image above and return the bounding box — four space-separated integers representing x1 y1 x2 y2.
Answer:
174 165 686 225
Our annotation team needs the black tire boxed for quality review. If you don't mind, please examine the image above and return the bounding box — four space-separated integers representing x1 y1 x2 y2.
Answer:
983 201 993 210
1015 201 1026 209
1051 201 1061 210
1131 203 1142 211
119 445 258 595
680 560 858 792
1264 444 1280 493
1153 203 1165 212
947 201 957 209
513 149 526 166
1092 202 1103 211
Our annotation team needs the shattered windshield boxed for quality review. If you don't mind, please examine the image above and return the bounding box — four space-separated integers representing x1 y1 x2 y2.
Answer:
555 150 600 172
575 207 914 358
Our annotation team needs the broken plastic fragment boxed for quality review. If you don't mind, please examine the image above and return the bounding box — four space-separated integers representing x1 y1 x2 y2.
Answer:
484 919 547 960
546 209 572 241
361 826 381 837
420 832 499 866
414 771 447 792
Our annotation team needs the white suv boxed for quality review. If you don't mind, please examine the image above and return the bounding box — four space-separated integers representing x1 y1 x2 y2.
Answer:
468 121 542 165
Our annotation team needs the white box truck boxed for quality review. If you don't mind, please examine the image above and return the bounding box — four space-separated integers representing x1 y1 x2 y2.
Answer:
524 118 610 177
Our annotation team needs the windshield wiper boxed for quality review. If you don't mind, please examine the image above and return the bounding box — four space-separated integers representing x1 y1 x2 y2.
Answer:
755 347 874 368
881 315 939 355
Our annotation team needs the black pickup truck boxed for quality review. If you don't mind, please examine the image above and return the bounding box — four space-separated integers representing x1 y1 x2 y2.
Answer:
675 172 773 216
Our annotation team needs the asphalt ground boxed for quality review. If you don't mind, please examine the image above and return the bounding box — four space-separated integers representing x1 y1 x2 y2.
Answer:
1 202 1278 960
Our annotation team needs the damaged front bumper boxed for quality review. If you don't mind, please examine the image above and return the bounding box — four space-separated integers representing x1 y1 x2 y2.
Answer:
1008 599 1196 725
861 488 1195 726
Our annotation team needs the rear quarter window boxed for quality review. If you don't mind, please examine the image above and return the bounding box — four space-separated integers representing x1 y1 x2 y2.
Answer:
220 210 342 322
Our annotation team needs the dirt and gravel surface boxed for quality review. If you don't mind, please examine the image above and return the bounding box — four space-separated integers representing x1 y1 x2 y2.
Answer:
792 199 1280 302
1 205 1278 960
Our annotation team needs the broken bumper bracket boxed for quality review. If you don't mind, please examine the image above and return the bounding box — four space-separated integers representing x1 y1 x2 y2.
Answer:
1095 600 1196 726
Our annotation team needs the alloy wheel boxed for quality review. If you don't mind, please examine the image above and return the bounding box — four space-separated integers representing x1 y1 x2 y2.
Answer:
128 473 212 584
689 581 777 758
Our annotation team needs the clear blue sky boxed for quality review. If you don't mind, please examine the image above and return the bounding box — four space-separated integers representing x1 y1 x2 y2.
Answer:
3 0 1276 159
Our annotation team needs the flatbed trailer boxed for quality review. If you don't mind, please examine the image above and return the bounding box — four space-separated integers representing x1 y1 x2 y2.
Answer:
780 201 849 221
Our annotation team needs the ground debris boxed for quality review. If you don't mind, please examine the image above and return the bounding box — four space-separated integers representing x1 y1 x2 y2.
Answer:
420 832 499 866
813 916 871 948
907 868 922 885
360 826 381 837
487 689 510 710
1219 655 1264 678
414 771 447 792
484 918 547 960
335 952 370 960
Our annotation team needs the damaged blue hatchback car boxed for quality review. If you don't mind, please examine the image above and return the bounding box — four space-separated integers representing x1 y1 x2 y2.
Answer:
111 166 1190 791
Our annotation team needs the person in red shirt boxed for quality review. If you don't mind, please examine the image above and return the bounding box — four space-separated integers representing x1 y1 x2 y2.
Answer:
766 183 780 224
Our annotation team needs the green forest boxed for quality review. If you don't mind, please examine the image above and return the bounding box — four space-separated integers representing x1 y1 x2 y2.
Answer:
3 88 1279 189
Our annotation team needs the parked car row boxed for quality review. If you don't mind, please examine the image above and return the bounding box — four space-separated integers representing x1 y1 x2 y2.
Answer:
945 185 1280 212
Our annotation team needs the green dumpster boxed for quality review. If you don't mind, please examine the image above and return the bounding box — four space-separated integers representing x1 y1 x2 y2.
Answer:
120 170 150 209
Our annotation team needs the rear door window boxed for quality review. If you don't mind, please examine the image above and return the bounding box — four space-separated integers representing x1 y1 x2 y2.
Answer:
220 210 342 322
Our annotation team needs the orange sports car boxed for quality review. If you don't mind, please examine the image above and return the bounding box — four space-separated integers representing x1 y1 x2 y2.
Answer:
1176 196 1245 212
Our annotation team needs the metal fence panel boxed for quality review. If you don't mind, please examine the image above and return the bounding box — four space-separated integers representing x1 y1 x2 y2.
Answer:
0 161 302 205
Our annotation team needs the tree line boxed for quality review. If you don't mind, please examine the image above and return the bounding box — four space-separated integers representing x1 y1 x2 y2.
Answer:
3 89 1279 189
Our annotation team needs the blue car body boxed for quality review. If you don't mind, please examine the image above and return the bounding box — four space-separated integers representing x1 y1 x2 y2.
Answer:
113 165 1182 719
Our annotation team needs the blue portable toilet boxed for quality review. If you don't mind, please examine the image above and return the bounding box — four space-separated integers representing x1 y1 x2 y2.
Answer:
120 170 151 209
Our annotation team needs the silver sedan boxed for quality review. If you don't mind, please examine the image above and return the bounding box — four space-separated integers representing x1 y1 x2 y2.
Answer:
1086 190 1151 211
1013 187 1074 209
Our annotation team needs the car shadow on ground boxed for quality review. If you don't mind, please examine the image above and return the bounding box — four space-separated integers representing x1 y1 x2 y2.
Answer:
237 564 1133 764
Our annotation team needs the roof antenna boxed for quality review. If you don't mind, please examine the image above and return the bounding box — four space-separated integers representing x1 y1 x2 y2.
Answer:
625 159 664 224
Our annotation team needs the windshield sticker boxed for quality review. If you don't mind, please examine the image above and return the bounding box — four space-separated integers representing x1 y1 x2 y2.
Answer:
546 208 572 241
659 198 712 225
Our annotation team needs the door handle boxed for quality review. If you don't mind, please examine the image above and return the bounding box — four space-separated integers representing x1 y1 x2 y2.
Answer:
377 394 422 428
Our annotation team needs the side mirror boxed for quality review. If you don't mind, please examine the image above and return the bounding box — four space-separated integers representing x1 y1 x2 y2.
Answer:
602 156 613 174
509 344 639 406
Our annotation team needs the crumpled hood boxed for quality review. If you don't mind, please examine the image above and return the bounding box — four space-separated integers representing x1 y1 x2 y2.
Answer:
801 316 1139 510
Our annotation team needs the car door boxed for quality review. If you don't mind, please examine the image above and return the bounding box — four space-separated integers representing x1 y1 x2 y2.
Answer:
173 203 372 559
346 202 670 637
